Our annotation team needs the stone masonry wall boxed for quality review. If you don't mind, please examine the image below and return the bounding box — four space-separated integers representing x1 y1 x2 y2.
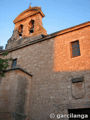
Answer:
54 26 90 72
0 70 31 120
0 25 90 120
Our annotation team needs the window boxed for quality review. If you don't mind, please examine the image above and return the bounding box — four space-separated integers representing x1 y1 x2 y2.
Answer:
71 77 84 83
68 108 90 120
29 20 34 33
71 40 80 57
12 59 17 68
18 24 23 37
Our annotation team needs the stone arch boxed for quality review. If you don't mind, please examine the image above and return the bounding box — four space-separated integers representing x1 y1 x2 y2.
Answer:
18 24 23 36
28 20 35 33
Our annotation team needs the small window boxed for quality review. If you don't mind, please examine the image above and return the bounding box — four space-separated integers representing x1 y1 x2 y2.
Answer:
71 77 84 83
68 108 90 120
12 59 17 68
71 40 80 57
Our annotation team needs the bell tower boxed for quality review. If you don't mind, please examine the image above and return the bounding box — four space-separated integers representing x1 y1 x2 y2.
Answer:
13 6 47 37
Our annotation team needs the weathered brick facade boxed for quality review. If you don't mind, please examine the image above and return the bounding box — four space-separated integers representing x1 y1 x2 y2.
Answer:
0 5 90 120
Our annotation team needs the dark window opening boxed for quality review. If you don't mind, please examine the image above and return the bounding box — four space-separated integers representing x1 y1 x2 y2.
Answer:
71 77 84 83
12 59 17 68
29 20 34 33
30 28 34 33
19 33 22 37
18 24 23 37
68 108 90 120
71 40 80 57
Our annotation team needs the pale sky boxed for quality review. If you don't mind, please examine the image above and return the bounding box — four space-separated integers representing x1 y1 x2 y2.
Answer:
0 0 90 48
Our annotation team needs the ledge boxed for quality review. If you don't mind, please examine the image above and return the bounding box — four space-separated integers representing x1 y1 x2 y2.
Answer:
4 67 32 77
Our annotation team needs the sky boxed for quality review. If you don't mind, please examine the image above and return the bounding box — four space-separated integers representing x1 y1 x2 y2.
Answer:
0 0 90 48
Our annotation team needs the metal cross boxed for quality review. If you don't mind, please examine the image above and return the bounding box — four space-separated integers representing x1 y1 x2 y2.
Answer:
29 2 32 8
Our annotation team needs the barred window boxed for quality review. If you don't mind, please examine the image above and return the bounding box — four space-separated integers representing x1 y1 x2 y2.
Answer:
71 40 80 57
12 59 17 68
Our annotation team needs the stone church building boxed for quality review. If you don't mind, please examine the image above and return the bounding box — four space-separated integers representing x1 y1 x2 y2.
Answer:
0 5 90 120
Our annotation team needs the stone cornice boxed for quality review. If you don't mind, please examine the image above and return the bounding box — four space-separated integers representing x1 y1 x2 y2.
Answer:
13 7 45 24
